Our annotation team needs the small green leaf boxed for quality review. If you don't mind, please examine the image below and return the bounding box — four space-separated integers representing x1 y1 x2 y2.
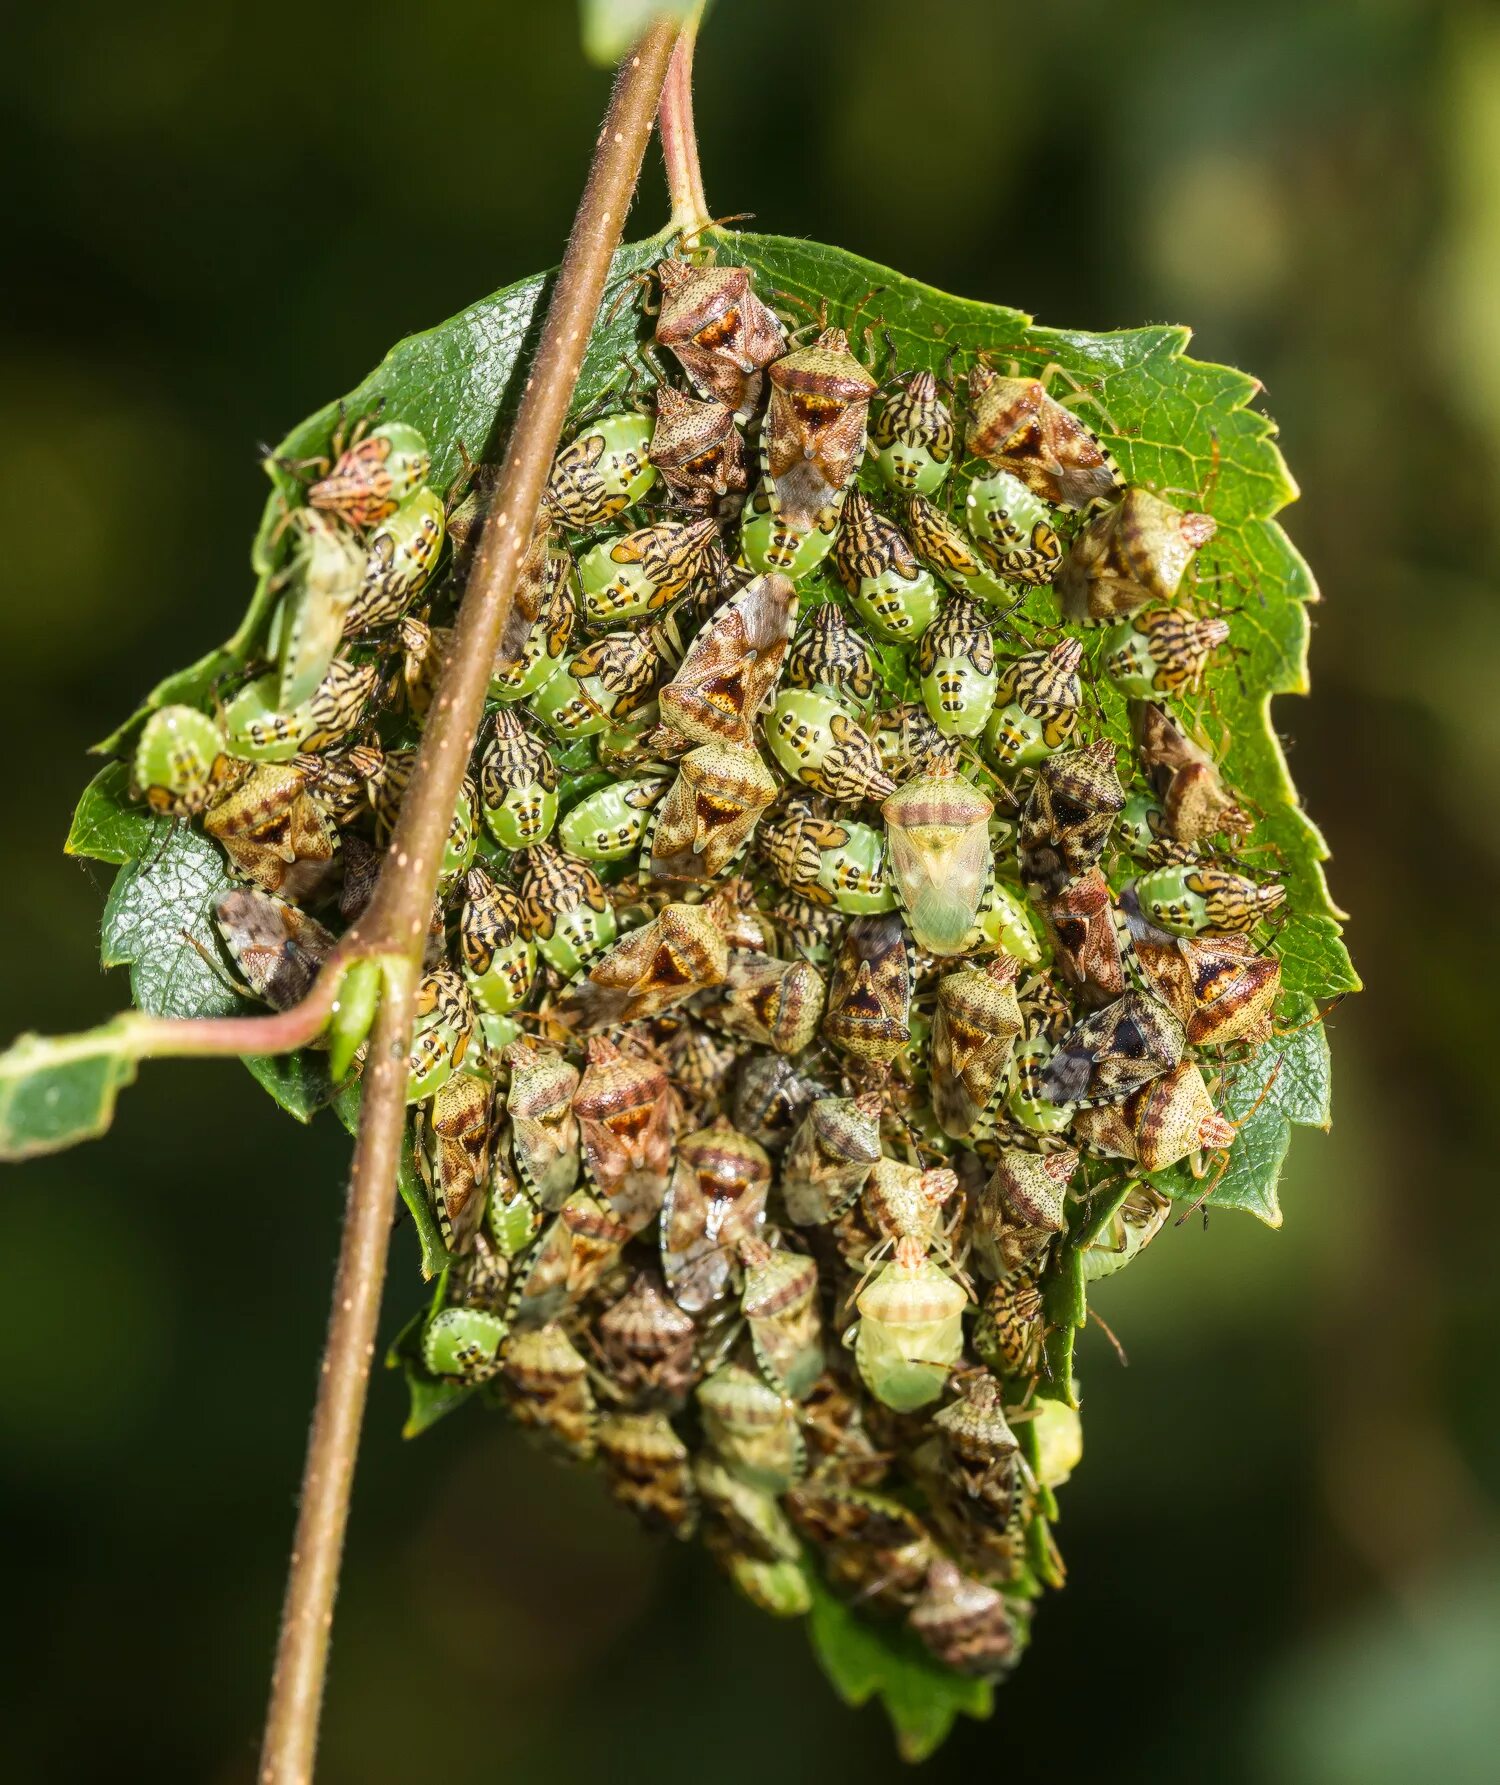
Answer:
65 762 166 866
242 1052 338 1123
0 1021 142 1160
386 1302 475 1438
100 827 243 1021
579 0 700 68
1039 1236 1086 1405
806 1569 994 1762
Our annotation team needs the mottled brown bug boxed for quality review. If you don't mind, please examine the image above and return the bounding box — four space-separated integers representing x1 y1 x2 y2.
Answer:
417 1070 493 1255
785 1482 933 1611
654 254 787 417
931 955 1024 1140
710 950 827 1055
204 761 338 902
739 1237 824 1400
649 385 748 511
781 1092 884 1226
596 1409 698 1538
972 1268 1046 1378
503 1040 580 1212
655 571 797 751
647 742 779 884
1017 741 1126 894
1040 989 1186 1108
908 1557 1018 1678
212 888 334 1012
501 1324 598 1461
595 1271 699 1410
974 1146 1077 1274
965 364 1120 510
932 1372 1022 1527
763 328 878 531
558 902 728 1031
1129 924 1281 1048
659 1115 771 1312
1071 1059 1237 1174
822 911 916 1069
1131 699 1250 847
1056 485 1217 623
573 1036 677 1237
1044 866 1134 1008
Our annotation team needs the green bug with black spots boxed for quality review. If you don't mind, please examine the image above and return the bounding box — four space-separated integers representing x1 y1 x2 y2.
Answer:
558 775 670 861
907 494 1014 608
1103 605 1231 700
343 486 446 636
576 517 722 627
740 478 846 580
545 411 657 528
1132 861 1287 936
459 865 537 1019
983 638 1084 768
479 709 559 850
963 469 1062 586
832 489 939 643
919 595 998 737
868 370 955 496
131 705 242 817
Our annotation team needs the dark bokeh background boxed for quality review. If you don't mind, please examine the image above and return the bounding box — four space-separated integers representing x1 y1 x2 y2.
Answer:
3 1 1498 1780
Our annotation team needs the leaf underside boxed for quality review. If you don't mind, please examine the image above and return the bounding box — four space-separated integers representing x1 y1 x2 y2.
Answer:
55 229 1355 1740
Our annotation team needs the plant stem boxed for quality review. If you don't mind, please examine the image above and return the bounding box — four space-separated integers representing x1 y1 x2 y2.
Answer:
659 8 709 239
255 21 679 1785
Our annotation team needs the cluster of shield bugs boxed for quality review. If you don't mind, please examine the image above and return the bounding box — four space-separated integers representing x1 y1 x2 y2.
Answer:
124 244 1302 1692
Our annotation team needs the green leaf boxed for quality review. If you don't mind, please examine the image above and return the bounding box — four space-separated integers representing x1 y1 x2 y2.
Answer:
806 1569 994 1762
65 763 168 866
0 1021 142 1160
99 827 244 1021
579 0 700 67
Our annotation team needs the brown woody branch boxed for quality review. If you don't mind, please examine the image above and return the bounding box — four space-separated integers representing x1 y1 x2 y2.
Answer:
255 20 681 1784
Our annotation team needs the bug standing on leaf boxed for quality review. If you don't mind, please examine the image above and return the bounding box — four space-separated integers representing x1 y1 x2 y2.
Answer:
1056 485 1217 624
763 327 877 532
869 369 955 496
654 253 787 418
965 363 1120 510
832 489 940 642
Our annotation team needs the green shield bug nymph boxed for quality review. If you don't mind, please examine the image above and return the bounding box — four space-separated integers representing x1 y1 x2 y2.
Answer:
918 595 998 738
308 419 431 528
869 370 955 496
966 871 1041 964
422 1305 507 1383
872 701 947 782
785 602 879 708
343 486 446 637
576 516 722 626
983 637 1084 769
489 530 575 703
764 686 896 804
517 843 618 975
740 477 846 580
458 866 537 1019
222 657 379 762
559 775 669 861
131 704 240 816
478 709 559 850
531 631 655 739
906 494 1015 608
1131 861 1287 936
881 762 995 956
272 509 364 709
1056 485 1217 623
405 964 476 1104
832 489 940 643
853 1237 969 1412
1104 604 1230 700
963 468 1063 585
545 411 656 529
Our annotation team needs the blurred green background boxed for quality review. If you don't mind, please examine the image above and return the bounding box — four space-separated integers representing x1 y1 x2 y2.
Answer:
2 0 1497 1779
